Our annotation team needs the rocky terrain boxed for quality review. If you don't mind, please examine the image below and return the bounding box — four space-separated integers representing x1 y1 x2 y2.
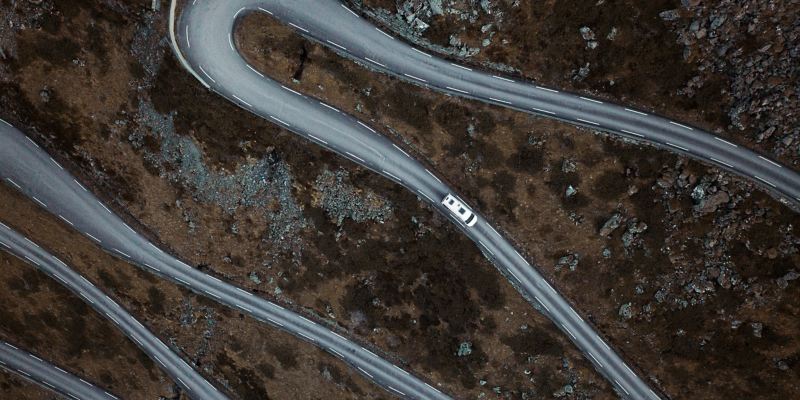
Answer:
350 0 800 167
236 6 800 399
661 0 799 165
0 0 610 399
0 0 798 399
0 185 387 400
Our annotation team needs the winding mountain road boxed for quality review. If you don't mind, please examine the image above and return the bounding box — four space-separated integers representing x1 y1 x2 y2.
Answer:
173 0 791 398
0 120 450 399
178 0 800 208
0 221 226 400
2 0 794 398
0 340 117 400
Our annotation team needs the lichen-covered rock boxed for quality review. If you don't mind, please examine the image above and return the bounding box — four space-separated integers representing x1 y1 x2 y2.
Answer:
599 213 624 237
556 253 580 271
456 341 472 357
619 302 633 320
313 168 393 226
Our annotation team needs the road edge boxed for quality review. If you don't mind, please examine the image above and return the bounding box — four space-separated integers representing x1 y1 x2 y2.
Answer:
169 0 210 89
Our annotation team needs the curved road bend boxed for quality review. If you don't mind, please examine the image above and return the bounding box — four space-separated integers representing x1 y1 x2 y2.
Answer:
226 0 800 207
176 1 668 399
0 222 226 400
0 122 451 400
0 340 117 400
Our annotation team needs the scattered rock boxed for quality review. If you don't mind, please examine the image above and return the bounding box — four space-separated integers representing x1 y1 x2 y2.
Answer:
776 270 800 289
664 1 800 160
579 26 595 41
694 189 730 214
428 0 444 15
39 87 50 103
599 213 624 237
456 341 473 357
133 100 307 250
606 27 618 41
621 219 648 248
561 159 577 173
619 302 634 320
579 26 598 49
655 287 668 303
556 253 580 271
659 9 680 21
565 185 578 198
313 168 394 226
572 62 591 81
715 267 738 290
320 365 333 381
751 322 763 338
553 384 574 397
479 0 492 14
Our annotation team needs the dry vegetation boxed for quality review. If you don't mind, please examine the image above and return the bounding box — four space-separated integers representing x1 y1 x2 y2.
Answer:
361 0 723 126
0 247 175 399
235 10 800 399
0 373 51 399
0 0 798 399
1 0 608 398
357 0 800 169
0 185 388 400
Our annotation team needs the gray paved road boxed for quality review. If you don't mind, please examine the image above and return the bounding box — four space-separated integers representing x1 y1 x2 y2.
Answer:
0 222 226 400
178 1 800 208
0 121 450 399
313 1 798 204
0 340 117 400
173 1 688 398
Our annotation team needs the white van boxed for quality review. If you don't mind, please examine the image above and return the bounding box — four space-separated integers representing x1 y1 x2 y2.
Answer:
442 194 478 227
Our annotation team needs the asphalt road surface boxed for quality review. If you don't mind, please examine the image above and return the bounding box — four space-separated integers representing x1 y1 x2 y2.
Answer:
0 121 451 399
171 1 695 398
0 340 117 400
303 1 797 205
0 221 226 400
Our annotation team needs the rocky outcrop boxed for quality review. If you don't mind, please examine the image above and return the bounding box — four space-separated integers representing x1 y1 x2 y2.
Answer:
662 1 800 164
